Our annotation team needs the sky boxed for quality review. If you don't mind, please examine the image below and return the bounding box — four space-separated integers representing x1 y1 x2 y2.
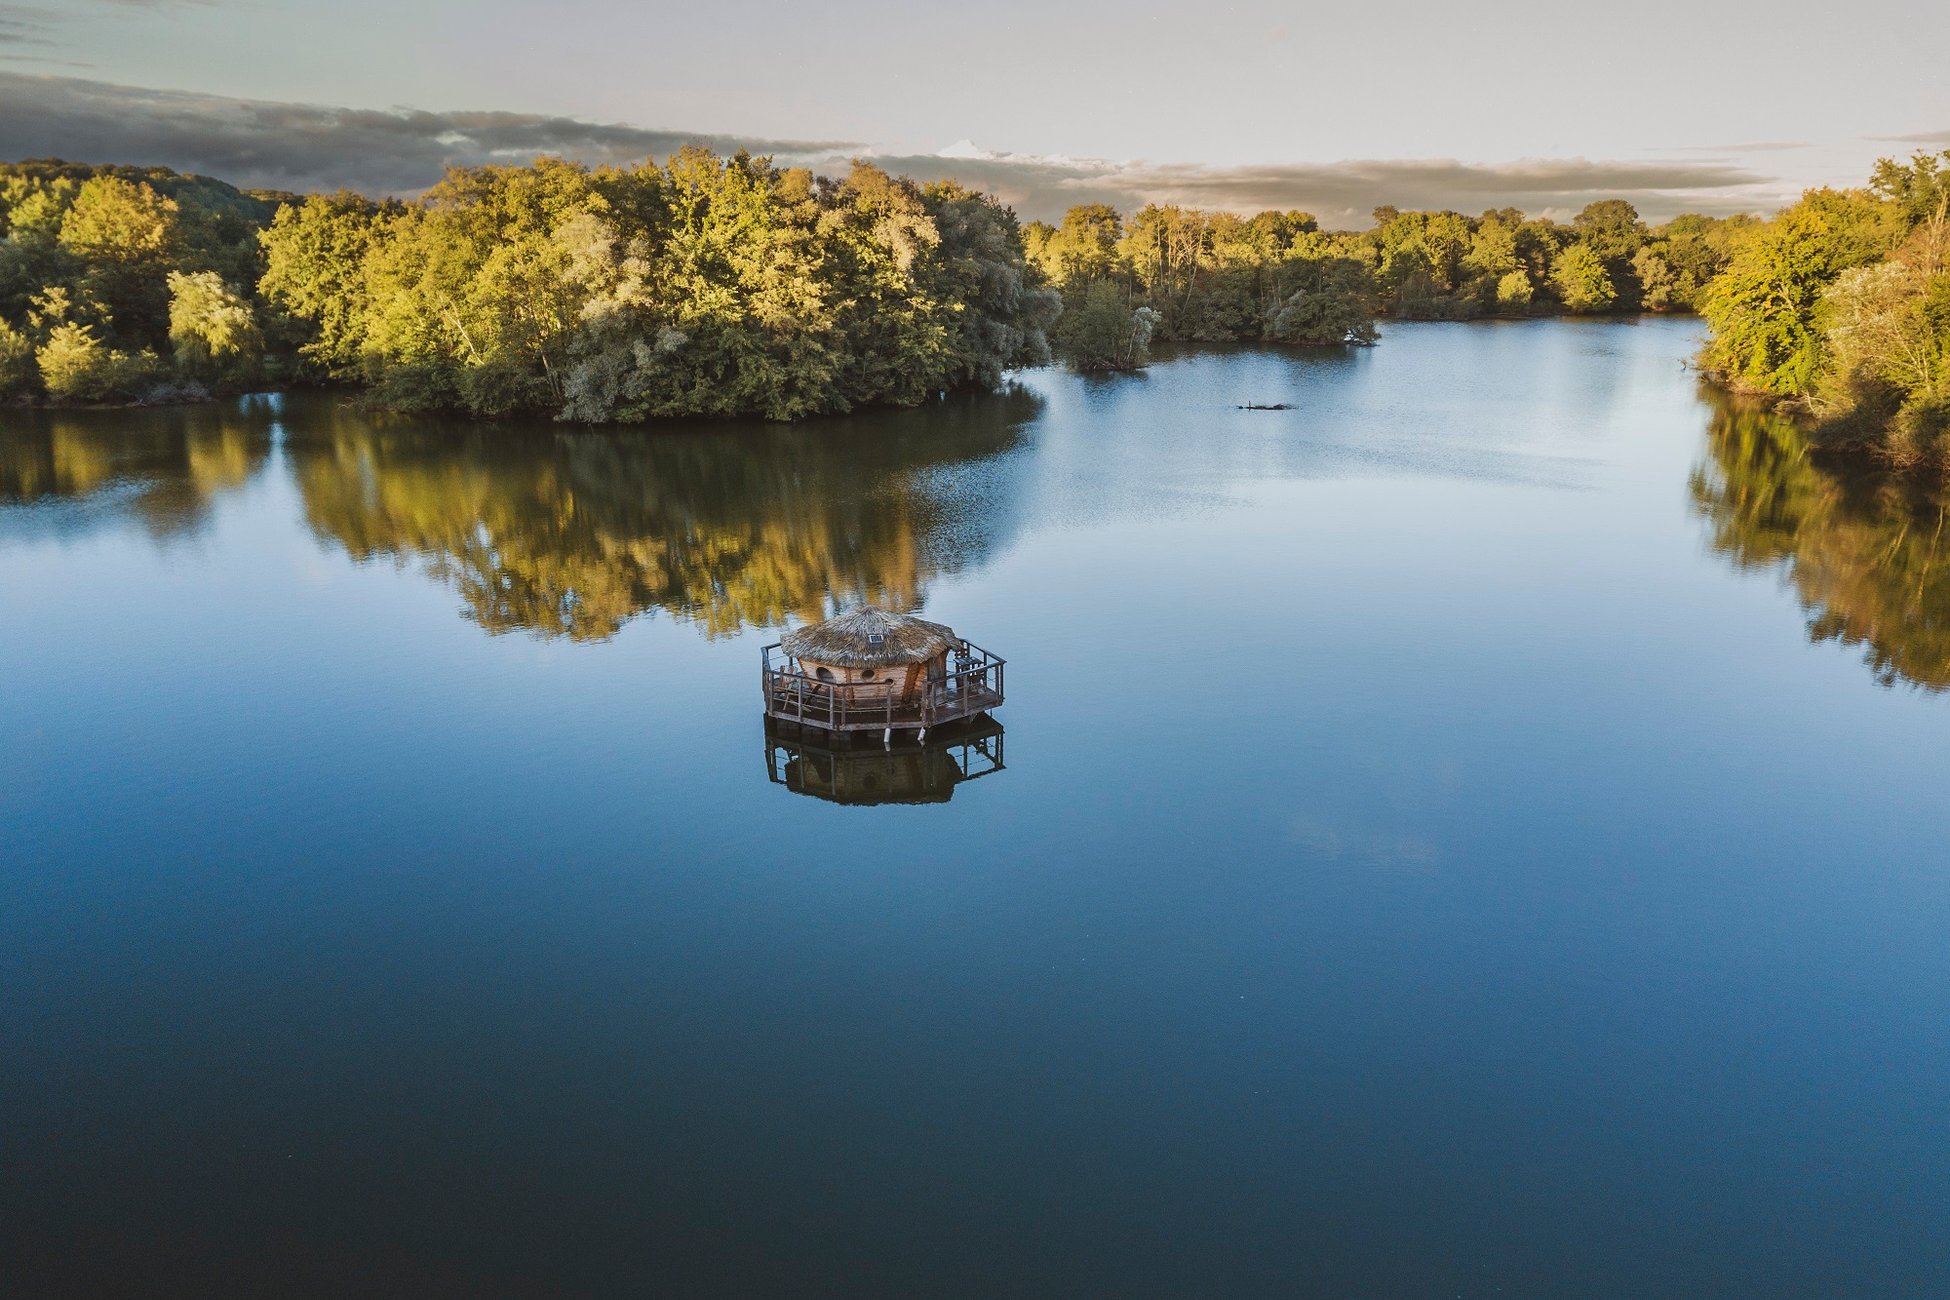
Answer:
2 0 1947 226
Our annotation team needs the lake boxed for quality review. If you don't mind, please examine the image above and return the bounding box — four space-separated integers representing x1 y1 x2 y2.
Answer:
3 318 1946 1298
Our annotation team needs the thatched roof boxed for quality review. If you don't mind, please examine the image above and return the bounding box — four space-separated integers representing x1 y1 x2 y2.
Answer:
781 606 957 668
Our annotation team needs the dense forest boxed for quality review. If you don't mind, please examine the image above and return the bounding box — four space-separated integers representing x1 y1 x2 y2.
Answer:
1021 197 1751 369
0 159 287 406
1 147 1946 470
0 150 1750 418
0 151 1059 421
1699 152 1950 472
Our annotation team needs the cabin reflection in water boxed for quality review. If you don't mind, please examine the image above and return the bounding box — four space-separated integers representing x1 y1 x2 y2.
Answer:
764 718 1006 806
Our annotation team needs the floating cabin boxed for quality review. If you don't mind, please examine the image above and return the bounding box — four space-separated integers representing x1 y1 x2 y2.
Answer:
761 606 1004 744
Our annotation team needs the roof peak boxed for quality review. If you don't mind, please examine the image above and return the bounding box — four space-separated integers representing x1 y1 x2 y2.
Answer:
781 605 958 667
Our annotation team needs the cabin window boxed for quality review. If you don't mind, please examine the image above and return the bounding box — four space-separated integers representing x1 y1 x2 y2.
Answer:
859 669 877 681
815 666 836 683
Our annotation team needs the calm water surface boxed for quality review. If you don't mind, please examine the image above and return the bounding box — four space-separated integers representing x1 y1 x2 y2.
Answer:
3 319 1946 1297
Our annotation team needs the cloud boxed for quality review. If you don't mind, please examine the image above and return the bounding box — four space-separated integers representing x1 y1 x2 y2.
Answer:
0 7 88 67
0 72 1787 224
1874 129 1950 145
0 73 864 193
0 4 54 46
869 148 1784 226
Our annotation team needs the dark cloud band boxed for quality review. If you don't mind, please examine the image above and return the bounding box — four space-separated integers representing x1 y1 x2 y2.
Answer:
0 72 862 193
869 151 1779 225
0 71 1784 223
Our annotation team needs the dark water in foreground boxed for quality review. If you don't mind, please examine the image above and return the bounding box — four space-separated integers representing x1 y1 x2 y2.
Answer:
3 319 1946 1298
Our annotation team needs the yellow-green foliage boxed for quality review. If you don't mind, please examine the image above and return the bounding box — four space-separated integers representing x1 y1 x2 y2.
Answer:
1550 244 1616 313
167 269 260 379
255 191 386 375
0 317 34 397
36 322 158 401
1051 281 1159 371
1699 150 1950 471
1 160 279 399
259 150 1059 420
1025 197 1743 343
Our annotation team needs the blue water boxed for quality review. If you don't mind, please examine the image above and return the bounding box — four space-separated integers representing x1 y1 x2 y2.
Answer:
3 319 1945 1297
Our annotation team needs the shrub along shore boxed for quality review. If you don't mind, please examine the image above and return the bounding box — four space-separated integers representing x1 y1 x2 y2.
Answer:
2 149 1946 470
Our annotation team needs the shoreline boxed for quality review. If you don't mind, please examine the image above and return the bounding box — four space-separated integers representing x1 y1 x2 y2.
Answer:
22 321 1931 480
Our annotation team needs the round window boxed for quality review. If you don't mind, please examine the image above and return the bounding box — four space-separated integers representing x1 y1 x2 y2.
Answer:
814 666 836 683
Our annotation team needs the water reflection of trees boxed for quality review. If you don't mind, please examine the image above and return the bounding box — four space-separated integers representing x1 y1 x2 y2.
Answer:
0 401 274 537
1691 391 1950 690
288 388 1035 640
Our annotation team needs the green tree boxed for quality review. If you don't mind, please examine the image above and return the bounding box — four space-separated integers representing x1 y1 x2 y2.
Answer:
1267 255 1377 344
36 322 158 400
0 317 34 397
1633 248 1678 310
1054 281 1157 371
1869 150 1950 230
1495 269 1534 310
1037 204 1125 286
919 181 1059 386
1550 243 1616 313
167 270 261 381
1644 213 1750 311
824 161 954 407
58 176 182 344
1698 155 1950 473
1701 200 1865 395
1811 221 1950 465
258 191 386 377
1463 217 1520 283
1572 199 1647 284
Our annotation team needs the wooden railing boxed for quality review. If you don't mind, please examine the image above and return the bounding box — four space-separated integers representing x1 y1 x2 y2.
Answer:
761 639 1004 732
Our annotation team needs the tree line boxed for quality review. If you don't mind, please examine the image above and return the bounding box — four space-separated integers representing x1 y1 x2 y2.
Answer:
0 159 283 406
2 146 1944 470
0 151 1060 420
1020 197 1751 370
0 150 1755 417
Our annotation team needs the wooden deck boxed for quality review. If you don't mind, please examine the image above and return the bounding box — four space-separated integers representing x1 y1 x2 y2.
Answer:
761 639 1004 735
